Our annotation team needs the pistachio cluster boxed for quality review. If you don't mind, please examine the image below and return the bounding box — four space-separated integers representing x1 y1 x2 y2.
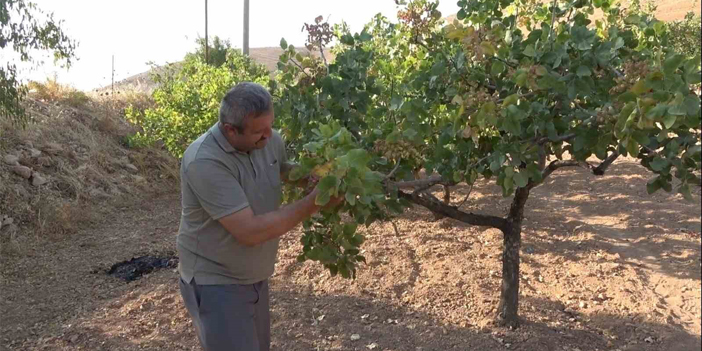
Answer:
609 61 650 95
373 139 423 161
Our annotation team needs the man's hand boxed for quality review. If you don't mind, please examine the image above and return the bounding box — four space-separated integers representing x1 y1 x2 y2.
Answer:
309 186 345 211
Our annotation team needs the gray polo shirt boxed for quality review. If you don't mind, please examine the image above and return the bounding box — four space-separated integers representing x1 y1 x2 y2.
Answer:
177 123 287 285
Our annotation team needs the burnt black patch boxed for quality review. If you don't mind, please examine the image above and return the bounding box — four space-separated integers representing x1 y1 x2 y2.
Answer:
107 255 178 282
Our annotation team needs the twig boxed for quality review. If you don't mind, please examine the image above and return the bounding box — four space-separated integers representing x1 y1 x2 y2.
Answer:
289 58 312 78
318 41 329 68
391 220 402 236
491 56 517 69
385 158 403 180
457 183 475 209
536 133 576 145
548 0 558 49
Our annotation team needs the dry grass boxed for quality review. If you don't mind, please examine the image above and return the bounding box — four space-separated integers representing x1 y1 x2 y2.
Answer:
28 78 91 109
0 91 177 255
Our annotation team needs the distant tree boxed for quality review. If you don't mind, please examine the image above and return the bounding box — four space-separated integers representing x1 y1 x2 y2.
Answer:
666 12 702 61
185 35 232 67
0 0 76 125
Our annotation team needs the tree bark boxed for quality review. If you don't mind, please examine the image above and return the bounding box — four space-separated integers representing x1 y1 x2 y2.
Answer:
496 186 529 328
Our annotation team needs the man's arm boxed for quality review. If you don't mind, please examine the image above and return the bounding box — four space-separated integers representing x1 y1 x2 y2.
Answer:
218 188 337 247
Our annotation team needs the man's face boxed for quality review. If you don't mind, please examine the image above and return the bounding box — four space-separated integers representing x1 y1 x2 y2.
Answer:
226 111 274 152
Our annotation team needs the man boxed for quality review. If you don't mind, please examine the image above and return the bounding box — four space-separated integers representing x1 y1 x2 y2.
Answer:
177 82 338 351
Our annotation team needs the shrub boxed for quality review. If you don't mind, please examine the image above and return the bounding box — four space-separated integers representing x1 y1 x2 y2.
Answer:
125 49 270 158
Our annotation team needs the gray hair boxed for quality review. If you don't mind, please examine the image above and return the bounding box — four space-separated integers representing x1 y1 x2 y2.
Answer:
219 82 272 130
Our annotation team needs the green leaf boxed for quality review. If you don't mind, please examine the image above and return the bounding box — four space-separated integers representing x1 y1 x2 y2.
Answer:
576 65 592 77
650 156 669 172
403 128 418 139
686 71 701 84
319 124 334 138
345 192 356 206
679 183 693 201
514 172 529 188
491 61 506 76
480 41 496 56
390 95 404 110
280 38 288 49
662 115 677 129
625 138 640 157
523 44 536 57
502 94 519 107
315 175 340 206
624 15 640 24
683 95 701 116
630 80 648 95
339 149 371 170
646 178 662 194
289 166 308 181
663 54 685 75
343 223 358 237
646 104 667 119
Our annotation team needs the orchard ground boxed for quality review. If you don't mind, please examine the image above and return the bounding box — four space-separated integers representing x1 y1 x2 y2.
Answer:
1 156 699 351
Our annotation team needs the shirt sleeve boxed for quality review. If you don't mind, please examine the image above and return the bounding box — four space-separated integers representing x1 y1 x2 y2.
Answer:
184 159 250 220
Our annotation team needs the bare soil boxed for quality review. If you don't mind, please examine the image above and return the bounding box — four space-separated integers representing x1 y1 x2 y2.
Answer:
1 157 700 351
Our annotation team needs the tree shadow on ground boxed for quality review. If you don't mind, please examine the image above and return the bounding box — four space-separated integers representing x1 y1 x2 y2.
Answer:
391 159 701 281
268 285 700 351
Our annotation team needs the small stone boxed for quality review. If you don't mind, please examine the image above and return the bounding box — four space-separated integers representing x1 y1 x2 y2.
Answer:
42 143 63 155
29 149 42 158
2 217 13 227
31 172 48 186
132 175 146 183
366 343 378 350
125 163 139 173
505 343 512 348
1 223 19 236
4 154 19 165
69 335 78 343
361 314 370 320
644 337 654 343
350 334 361 341
12 165 32 179
579 301 587 309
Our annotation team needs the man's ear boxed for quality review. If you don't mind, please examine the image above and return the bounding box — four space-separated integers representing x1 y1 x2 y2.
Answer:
223 123 240 137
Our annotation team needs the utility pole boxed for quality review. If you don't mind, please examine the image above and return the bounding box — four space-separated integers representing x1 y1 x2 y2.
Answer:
205 0 209 64
111 55 114 94
243 0 249 55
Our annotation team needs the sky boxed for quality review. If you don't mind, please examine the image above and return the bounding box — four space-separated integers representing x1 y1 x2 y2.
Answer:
8 0 461 91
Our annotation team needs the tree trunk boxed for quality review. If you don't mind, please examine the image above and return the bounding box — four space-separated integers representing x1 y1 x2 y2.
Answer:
496 187 529 328
433 185 451 220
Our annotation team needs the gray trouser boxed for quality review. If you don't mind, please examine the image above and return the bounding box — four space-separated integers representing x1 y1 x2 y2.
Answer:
179 277 270 351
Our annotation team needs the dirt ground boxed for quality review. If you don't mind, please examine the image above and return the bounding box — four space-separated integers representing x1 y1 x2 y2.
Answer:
1 157 700 351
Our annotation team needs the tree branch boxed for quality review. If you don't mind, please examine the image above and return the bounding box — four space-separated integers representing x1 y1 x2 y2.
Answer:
384 158 403 180
593 151 619 175
289 58 312 78
390 175 447 189
536 133 576 145
528 160 582 190
528 152 620 190
398 190 509 231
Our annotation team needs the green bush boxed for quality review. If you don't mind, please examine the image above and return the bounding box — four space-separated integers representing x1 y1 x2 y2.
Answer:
666 12 702 59
126 49 270 158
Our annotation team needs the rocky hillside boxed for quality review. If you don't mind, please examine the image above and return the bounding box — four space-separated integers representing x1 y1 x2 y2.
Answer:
0 92 179 250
